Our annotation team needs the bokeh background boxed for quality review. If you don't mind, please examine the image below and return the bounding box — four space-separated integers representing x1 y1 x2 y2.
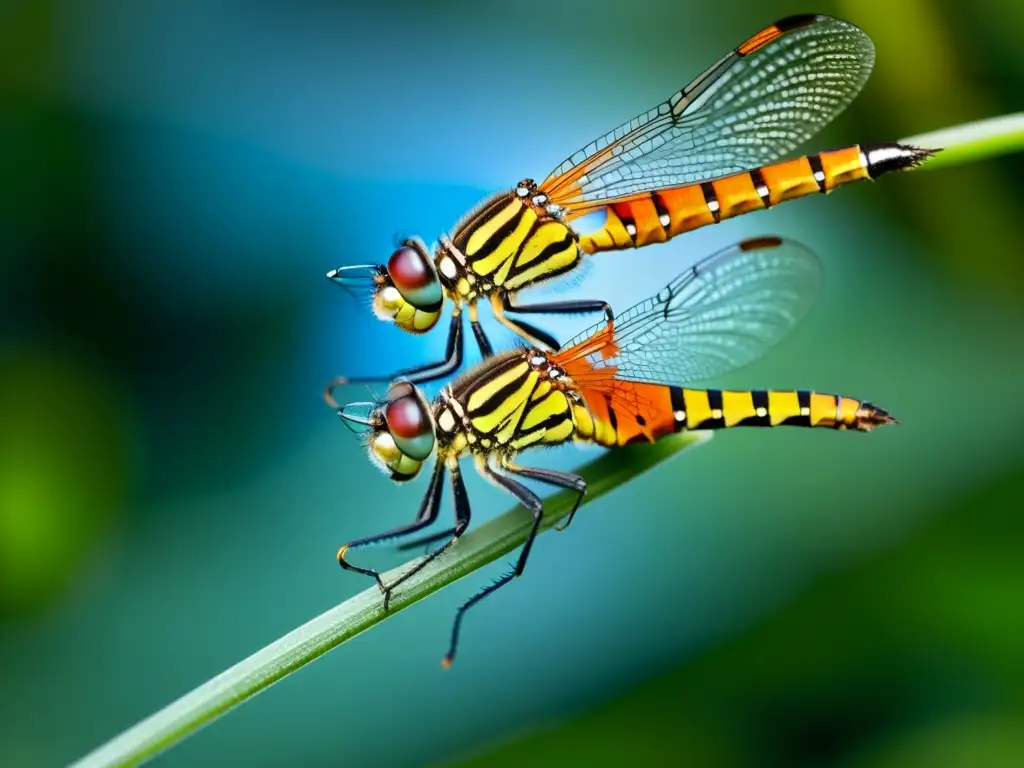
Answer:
2 0 1023 765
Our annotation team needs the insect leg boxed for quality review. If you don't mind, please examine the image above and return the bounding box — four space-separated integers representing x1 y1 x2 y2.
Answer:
502 295 613 324
443 458 544 667
391 312 465 384
492 293 613 351
323 314 463 403
467 301 494 358
336 461 445 600
499 316 561 353
395 528 454 552
379 464 471 610
501 458 587 532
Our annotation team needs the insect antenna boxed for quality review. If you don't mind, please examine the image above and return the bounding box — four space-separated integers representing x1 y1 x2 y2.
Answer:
336 400 379 434
325 264 383 305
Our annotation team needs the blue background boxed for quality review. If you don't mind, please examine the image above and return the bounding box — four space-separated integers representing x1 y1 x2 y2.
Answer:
2 1 1023 765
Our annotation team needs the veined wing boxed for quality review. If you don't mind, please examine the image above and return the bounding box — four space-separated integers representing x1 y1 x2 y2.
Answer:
552 237 821 386
540 15 874 207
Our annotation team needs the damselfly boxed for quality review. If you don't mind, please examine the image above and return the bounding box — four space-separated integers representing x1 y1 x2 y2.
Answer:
328 14 933 386
329 236 896 665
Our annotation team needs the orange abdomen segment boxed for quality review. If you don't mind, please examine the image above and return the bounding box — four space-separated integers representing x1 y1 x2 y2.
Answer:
572 382 680 447
572 143 930 256
758 157 822 204
818 146 871 190
709 173 764 219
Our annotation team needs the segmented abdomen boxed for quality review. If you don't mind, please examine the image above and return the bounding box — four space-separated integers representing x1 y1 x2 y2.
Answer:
572 384 895 447
575 143 930 253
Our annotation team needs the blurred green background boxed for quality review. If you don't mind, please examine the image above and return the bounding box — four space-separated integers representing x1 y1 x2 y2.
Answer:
2 0 1023 765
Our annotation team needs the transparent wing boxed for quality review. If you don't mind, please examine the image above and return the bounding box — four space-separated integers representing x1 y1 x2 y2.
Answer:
554 237 822 386
541 15 874 206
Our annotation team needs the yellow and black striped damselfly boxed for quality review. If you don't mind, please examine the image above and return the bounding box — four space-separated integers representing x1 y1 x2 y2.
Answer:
328 14 934 387
328 236 897 666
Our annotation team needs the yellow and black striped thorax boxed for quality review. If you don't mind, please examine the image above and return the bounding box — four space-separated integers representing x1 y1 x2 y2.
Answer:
432 349 579 456
440 181 581 296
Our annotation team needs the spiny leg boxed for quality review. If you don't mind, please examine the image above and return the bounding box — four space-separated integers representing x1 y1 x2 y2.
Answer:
380 464 471 609
501 459 586 532
405 463 585 554
336 461 445 602
324 313 464 398
396 528 454 553
493 293 613 351
502 295 613 324
443 458 545 668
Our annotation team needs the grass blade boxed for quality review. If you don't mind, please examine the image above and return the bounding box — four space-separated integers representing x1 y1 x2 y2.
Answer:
901 113 1024 171
70 431 710 768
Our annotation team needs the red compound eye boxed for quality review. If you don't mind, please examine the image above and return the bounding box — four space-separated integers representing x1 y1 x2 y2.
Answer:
388 246 433 291
384 394 435 460
386 245 442 308
385 395 428 439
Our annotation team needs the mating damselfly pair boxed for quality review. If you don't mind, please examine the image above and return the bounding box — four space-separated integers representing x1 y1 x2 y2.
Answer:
324 14 934 665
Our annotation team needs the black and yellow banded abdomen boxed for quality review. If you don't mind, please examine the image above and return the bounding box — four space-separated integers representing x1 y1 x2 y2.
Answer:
571 383 895 448
674 388 895 432
575 143 933 254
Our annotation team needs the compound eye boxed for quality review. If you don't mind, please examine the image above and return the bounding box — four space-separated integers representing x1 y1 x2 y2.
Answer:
369 431 423 481
384 394 435 460
387 244 442 308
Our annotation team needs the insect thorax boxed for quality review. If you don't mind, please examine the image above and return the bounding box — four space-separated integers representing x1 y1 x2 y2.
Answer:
432 349 587 459
433 182 581 303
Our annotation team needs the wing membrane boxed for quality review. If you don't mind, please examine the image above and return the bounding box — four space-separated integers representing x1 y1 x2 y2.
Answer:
541 15 874 206
553 237 821 386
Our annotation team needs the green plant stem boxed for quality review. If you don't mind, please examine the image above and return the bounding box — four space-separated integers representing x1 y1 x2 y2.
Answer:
901 113 1024 171
69 107 1022 768
70 431 710 768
